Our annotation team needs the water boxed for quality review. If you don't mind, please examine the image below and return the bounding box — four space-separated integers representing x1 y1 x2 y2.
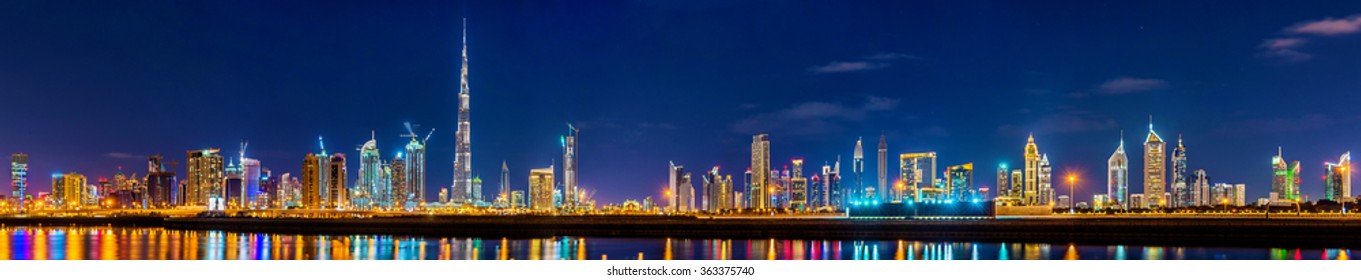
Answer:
0 226 1351 260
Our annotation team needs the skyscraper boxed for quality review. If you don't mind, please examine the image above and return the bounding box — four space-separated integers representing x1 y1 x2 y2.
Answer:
327 153 347 209
563 124 579 210
391 155 407 209
1170 135 1189 207
853 138 864 201
146 155 176 208
946 163 973 201
997 164 1010 199
241 157 261 208
1107 135 1129 209
790 159 807 211
1143 121 1166 208
1271 147 1301 202
471 176 483 205
899 152 937 202
750 134 770 209
186 148 224 207
452 19 474 211
1191 169 1210 206
1038 154 1053 206
529 166 554 211
1325 152 1351 202
302 153 322 209
1023 134 1041 206
403 131 427 206
10 153 27 210
499 161 509 207
669 161 692 212
877 132 887 202
51 173 65 207
703 166 732 212
357 135 382 209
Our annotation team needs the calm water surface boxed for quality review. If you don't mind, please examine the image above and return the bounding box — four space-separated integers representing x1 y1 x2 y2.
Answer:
0 226 1351 260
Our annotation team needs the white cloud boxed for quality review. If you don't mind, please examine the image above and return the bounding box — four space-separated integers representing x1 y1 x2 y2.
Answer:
1095 77 1168 95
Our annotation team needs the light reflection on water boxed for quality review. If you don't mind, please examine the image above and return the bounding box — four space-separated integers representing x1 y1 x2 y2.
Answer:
0 226 1352 260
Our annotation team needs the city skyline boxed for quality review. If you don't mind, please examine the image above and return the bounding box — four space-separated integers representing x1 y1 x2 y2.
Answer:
4 1 1361 205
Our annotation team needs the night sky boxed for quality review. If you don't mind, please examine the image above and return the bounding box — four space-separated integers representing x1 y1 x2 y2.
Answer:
3 1 1361 204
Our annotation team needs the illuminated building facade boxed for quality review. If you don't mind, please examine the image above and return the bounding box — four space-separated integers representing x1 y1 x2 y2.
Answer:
403 133 427 206
1010 169 1024 204
10 153 27 210
452 19 474 211
146 155 176 208
242 158 261 208
946 163 973 201
1324 152 1351 202
1170 136 1189 208
1143 122 1166 208
327 153 347 209
853 137 864 201
1108 136 1129 209
510 190 525 209
822 160 841 210
996 164 1010 198
563 125 578 209
1038 154 1053 206
498 161 509 208
357 136 382 209
877 133 887 202
62 172 86 209
471 176 482 205
302 153 321 209
529 166 554 211
750 134 770 209
186 148 224 207
1024 134 1040 205
224 161 243 208
1191 169 1210 206
1272 147 1301 202
391 156 407 209
899 152 937 202
702 166 733 212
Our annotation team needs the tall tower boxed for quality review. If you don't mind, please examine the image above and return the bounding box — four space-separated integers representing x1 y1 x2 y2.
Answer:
499 161 510 207
302 153 321 209
750 134 770 209
563 124 579 209
1325 152 1351 202
186 148 224 207
877 132 887 202
1143 119 1166 208
1170 135 1189 207
452 18 474 208
1107 133 1129 209
357 134 383 209
10 153 28 210
403 128 428 206
1038 153 1052 206
1272 147 1301 201
1023 133 1040 205
391 155 407 209
327 153 348 209
852 138 864 200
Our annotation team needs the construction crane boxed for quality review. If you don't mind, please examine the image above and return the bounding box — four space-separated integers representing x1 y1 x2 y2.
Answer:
401 122 419 140
318 136 327 154
423 128 435 143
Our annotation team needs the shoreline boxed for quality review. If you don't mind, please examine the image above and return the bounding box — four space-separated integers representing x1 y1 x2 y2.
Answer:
5 215 1361 248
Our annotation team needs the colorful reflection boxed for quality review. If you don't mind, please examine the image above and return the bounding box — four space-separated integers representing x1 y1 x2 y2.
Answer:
0 226 1354 260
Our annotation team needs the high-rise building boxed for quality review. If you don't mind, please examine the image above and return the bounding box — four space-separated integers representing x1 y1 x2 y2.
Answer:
145 155 176 208
403 131 428 206
853 138 865 201
1325 152 1351 202
51 174 65 207
702 166 732 212
1170 136 1189 208
997 164 1011 199
877 132 887 202
899 152 937 203
357 135 383 209
529 166 554 211
946 163 974 201
1024 134 1041 206
62 172 86 209
471 176 483 205
241 158 261 208
391 156 407 209
10 153 27 210
186 148 225 207
498 161 510 207
302 153 322 209
1038 154 1053 206
452 19 474 211
1272 147 1301 202
824 159 842 210
1010 169 1024 204
750 134 770 209
327 153 347 209
790 159 807 211
1192 169 1210 206
224 160 243 208
510 190 525 209
563 124 579 209
1143 121 1166 208
1107 135 1129 209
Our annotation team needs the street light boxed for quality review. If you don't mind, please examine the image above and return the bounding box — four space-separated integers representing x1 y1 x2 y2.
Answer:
1067 175 1076 214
